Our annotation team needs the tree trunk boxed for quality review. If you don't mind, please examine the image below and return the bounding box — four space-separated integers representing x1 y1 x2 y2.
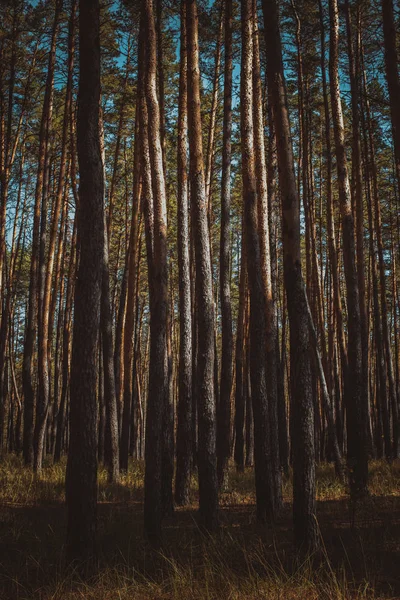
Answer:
252 0 282 510
142 0 169 541
186 0 218 532
175 0 193 507
217 0 233 491
66 0 103 565
329 0 368 497
262 0 318 552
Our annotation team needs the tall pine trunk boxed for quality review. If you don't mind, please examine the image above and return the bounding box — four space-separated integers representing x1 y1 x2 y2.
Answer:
66 0 103 565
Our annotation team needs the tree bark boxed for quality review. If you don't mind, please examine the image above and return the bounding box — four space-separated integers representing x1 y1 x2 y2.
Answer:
175 0 193 507
66 0 103 565
142 0 169 541
329 0 368 496
262 0 318 551
217 0 233 491
186 0 218 532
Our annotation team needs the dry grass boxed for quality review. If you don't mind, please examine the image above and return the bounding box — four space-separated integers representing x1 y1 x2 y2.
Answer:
0 455 399 599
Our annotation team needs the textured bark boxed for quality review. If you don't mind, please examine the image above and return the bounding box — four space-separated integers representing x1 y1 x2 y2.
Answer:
217 0 233 491
175 0 193 507
142 0 169 541
329 0 368 496
262 0 318 551
66 0 103 565
252 1 282 510
241 0 275 522
186 0 218 532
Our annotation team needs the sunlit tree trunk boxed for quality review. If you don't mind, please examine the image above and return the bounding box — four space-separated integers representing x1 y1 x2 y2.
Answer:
186 0 218 531
175 0 193 507
241 0 276 521
217 0 233 491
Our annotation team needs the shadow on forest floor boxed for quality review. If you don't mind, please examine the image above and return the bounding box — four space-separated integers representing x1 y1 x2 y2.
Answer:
0 457 399 599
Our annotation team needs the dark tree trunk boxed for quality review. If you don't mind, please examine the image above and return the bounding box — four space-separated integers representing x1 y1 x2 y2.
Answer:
262 0 318 552
101 220 120 482
65 0 103 565
329 0 368 496
142 0 169 541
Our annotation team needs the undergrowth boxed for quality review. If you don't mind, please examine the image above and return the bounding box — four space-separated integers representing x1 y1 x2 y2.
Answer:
0 455 399 599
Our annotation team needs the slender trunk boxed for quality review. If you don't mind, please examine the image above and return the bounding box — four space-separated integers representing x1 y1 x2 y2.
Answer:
120 99 141 472
217 0 233 491
175 0 193 507
329 0 368 497
234 228 246 472
101 219 120 482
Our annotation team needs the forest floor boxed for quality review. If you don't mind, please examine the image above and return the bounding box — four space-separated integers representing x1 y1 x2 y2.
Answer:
0 457 399 599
